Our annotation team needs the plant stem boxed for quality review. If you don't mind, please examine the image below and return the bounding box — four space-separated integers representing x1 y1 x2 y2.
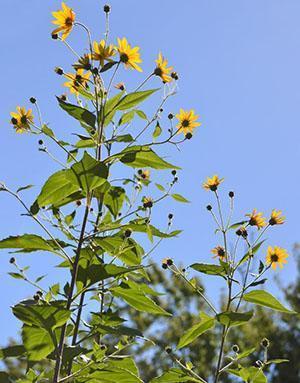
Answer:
53 199 91 382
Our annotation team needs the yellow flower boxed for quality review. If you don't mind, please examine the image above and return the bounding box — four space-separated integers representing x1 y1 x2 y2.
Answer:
92 40 115 66
154 52 173 83
52 2 75 41
246 209 266 229
176 109 201 135
117 37 142 72
64 69 91 95
203 175 224 191
142 197 153 208
266 246 288 270
211 246 226 259
269 209 285 226
138 169 150 180
10 107 33 133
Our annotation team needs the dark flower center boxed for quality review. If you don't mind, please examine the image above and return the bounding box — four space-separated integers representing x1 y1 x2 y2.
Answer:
154 67 163 77
20 116 28 124
120 53 129 63
182 119 190 127
270 253 279 262
65 17 73 26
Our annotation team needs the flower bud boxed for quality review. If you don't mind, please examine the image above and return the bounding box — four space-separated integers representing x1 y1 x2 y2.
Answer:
9 257 15 264
51 33 58 40
168 213 173 220
29 97 36 104
33 294 40 301
55 67 64 75
171 71 179 80
38 139 43 145
168 113 174 120
232 344 239 353
229 191 234 198
103 4 111 13
206 205 212 211
124 229 132 238
185 132 193 140
261 338 270 348
165 346 172 354
11 117 18 125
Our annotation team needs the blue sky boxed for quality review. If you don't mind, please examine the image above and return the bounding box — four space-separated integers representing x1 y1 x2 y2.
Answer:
1 0 300 344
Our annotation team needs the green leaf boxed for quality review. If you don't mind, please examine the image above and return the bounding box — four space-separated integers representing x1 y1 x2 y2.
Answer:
22 325 55 361
119 111 135 125
42 124 55 138
12 301 71 330
229 220 247 230
216 311 253 327
153 121 162 138
8 272 24 280
235 347 257 361
104 186 126 218
16 184 34 193
177 312 215 349
190 263 227 276
36 169 79 208
243 290 297 314
100 61 118 73
237 240 265 267
115 89 158 111
94 235 143 266
89 358 143 382
111 282 171 316
266 359 289 365
67 151 108 194
228 366 267 383
171 193 190 203
155 183 165 192
0 345 25 359
108 145 180 169
0 234 70 254
150 368 201 382
57 97 96 131
135 110 147 120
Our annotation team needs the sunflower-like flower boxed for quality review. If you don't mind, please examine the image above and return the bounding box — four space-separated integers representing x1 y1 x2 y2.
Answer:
10 107 34 133
246 209 266 229
211 246 226 259
269 209 285 226
266 246 288 270
73 54 92 71
64 69 91 95
138 169 150 180
203 175 224 192
117 37 142 72
142 196 153 209
176 109 201 135
154 53 173 83
92 40 116 67
52 2 75 40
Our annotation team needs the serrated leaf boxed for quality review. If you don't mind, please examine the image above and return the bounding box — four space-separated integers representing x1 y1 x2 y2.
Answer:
57 97 96 132
108 145 180 169
177 312 215 349
36 169 79 208
111 283 171 316
216 310 253 327
0 234 70 254
115 89 158 111
190 263 227 276
243 290 297 314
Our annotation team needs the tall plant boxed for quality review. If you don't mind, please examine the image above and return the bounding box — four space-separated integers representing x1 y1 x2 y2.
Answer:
0 3 296 383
